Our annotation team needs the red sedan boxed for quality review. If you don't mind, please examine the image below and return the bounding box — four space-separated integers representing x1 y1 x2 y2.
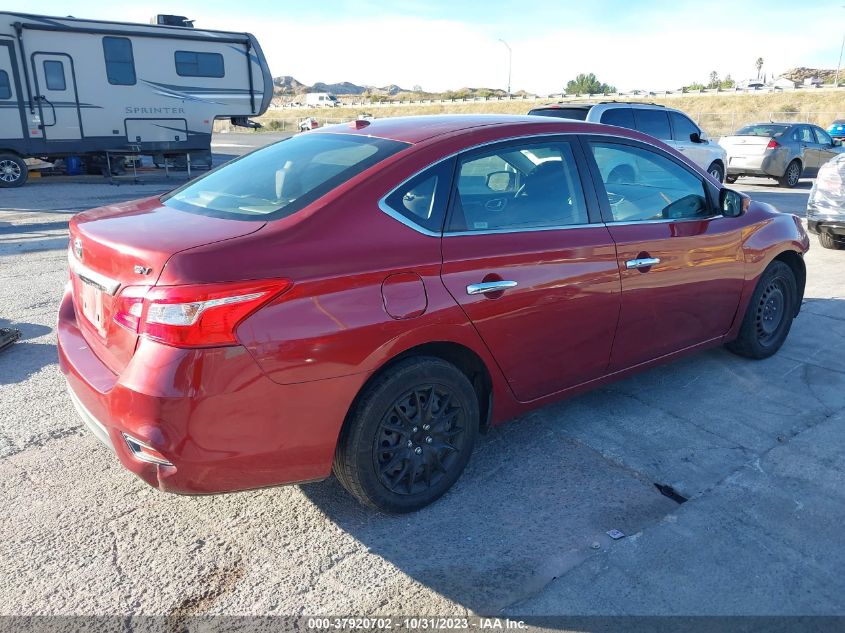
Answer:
58 115 809 512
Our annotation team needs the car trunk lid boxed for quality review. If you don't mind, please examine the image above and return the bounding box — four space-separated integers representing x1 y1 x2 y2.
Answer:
719 135 774 157
68 196 265 374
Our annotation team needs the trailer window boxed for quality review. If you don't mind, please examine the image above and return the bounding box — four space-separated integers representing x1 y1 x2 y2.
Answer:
102 37 136 86
175 51 225 78
0 71 10 99
43 61 66 91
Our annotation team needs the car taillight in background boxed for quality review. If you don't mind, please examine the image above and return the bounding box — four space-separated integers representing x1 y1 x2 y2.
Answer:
766 139 780 149
113 279 292 347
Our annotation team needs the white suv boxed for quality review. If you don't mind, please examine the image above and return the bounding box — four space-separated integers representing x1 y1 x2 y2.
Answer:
528 102 727 182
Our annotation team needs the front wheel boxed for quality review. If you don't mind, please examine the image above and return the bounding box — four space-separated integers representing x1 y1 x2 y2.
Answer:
0 154 28 188
818 232 844 250
726 260 798 359
707 162 725 183
778 160 801 188
333 357 479 513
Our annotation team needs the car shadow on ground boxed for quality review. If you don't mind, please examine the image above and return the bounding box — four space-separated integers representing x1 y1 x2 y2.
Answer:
0 319 53 385
299 297 845 616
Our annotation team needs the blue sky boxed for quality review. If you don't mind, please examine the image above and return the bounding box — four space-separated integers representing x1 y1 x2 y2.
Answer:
31 1 843 92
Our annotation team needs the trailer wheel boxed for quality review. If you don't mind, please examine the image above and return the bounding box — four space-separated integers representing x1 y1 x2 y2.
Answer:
0 154 28 188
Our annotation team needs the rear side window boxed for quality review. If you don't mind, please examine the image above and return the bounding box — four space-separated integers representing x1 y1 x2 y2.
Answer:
528 107 589 121
102 37 136 85
448 141 589 232
600 107 635 129
633 109 671 140
175 51 225 78
43 60 66 91
0 71 10 99
383 160 454 233
163 134 409 220
794 127 814 143
588 141 710 222
670 112 700 142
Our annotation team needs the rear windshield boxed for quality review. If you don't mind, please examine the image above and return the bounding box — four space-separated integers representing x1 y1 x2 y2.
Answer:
528 107 590 121
162 133 409 220
734 124 788 137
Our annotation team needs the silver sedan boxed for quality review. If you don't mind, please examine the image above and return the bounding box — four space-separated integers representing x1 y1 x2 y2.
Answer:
719 122 844 188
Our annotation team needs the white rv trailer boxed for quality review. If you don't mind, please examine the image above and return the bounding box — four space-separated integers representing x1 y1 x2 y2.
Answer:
0 12 273 186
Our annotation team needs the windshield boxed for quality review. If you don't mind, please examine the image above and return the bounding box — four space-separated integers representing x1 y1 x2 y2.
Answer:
734 124 788 137
162 133 409 220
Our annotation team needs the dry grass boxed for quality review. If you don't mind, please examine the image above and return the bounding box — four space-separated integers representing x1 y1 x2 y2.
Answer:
246 89 845 136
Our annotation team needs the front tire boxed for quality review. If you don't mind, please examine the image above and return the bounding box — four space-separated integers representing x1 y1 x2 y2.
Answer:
333 357 479 513
726 260 798 359
707 161 725 183
0 154 28 188
818 232 844 250
778 160 801 188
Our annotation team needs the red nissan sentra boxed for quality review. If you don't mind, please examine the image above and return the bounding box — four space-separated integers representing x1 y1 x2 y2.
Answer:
58 115 809 512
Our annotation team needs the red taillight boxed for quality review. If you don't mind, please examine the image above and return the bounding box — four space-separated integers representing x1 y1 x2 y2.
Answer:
766 139 780 149
113 279 291 348
113 285 149 332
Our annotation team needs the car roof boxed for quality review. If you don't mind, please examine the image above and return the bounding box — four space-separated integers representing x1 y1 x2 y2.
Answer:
312 114 605 144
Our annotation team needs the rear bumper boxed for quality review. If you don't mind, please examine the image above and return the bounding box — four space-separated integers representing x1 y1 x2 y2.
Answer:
57 287 369 494
726 152 789 178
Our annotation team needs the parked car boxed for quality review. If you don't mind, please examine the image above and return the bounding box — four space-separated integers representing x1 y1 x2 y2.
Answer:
527 102 728 182
58 115 809 513
828 119 845 140
719 122 844 187
807 154 845 249
299 117 320 132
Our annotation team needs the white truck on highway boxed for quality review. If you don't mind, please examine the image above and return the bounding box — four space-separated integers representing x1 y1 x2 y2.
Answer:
305 92 339 107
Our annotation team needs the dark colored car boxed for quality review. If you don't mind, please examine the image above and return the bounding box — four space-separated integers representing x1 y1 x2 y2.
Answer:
58 115 809 513
807 153 845 249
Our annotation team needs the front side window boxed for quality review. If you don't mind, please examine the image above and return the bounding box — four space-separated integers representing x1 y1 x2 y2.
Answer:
102 37 136 85
163 133 409 220
600 107 635 129
448 141 589 232
588 141 711 222
382 160 453 233
670 112 700 142
633 109 671 140
43 60 66 91
814 127 833 145
0 71 10 99
175 51 225 78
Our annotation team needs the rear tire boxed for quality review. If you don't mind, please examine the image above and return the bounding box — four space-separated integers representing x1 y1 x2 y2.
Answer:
778 160 801 188
707 161 725 183
0 154 28 188
818 232 844 249
333 357 479 513
726 260 798 359
725 175 738 184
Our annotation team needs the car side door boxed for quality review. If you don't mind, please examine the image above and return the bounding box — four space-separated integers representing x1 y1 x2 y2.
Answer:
668 111 707 168
439 137 622 402
582 137 746 371
812 126 840 168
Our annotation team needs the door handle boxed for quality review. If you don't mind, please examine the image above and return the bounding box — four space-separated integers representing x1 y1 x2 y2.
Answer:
625 257 660 270
466 280 518 295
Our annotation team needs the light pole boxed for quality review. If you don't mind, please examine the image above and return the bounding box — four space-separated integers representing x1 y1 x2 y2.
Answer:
836 5 845 87
498 38 512 96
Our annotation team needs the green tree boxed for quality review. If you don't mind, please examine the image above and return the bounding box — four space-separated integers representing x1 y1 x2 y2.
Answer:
565 73 616 94
708 71 719 89
720 74 735 89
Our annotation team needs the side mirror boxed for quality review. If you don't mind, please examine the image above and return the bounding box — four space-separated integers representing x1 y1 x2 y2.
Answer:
486 170 516 192
720 188 749 217
690 132 705 144
833 139 842 147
